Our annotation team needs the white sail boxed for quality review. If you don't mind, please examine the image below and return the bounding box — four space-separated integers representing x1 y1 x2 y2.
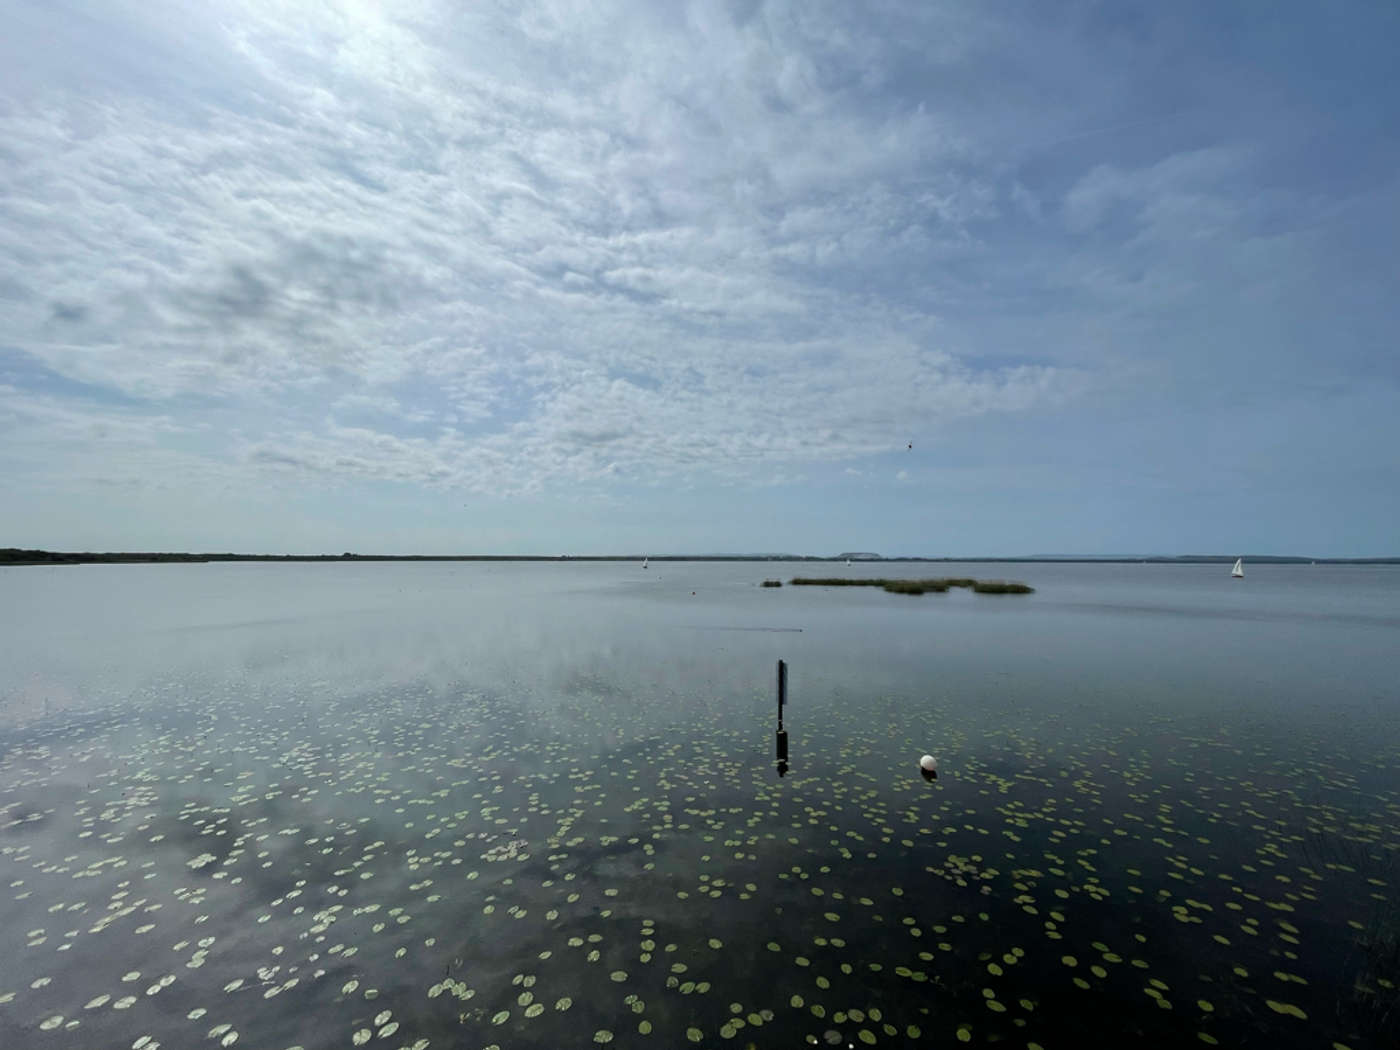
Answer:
642 556 648 569
1231 558 1244 578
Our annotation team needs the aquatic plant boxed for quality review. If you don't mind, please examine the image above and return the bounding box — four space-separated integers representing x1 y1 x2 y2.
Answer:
1299 820 1400 1041
971 580 1034 594
880 578 950 595
788 576 1034 595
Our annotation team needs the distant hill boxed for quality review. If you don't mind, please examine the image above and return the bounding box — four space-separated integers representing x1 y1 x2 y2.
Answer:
835 552 883 561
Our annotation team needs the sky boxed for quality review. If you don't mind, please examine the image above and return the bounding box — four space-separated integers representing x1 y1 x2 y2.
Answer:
2 0 1397 557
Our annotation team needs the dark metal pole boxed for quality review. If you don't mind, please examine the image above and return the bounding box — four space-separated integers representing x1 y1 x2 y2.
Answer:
777 659 786 727
775 659 789 775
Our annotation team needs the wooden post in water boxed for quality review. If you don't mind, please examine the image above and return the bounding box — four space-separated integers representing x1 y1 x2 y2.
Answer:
775 659 789 776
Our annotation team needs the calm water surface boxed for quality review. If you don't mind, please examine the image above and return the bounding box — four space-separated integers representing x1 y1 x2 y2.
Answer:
1 562 1397 1049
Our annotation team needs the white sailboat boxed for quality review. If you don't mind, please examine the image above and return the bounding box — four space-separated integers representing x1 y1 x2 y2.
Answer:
1231 558 1244 579
642 556 648 569
845 559 851 567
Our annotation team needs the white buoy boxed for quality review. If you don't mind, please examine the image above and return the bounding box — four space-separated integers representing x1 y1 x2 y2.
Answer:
919 754 938 781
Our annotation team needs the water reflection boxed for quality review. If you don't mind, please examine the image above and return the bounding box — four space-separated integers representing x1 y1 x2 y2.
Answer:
0 562 1397 1048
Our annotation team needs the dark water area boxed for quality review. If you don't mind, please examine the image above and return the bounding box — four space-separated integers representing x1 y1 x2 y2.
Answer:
1 561 1398 1049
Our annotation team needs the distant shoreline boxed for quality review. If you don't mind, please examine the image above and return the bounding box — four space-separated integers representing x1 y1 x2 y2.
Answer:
3 548 1397 566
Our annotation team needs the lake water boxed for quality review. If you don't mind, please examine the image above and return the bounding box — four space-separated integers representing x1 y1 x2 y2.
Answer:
1 561 1398 1049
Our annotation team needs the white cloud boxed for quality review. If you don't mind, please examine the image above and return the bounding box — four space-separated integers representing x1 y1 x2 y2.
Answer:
0 0 1081 507
1061 147 1249 236
2 0 1392 552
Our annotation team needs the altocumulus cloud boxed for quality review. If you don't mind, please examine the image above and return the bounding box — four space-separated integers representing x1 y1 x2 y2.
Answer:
0 0 1073 498
2 0 1396 553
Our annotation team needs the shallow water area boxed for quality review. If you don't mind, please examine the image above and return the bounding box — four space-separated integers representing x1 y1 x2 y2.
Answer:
1 561 1398 1049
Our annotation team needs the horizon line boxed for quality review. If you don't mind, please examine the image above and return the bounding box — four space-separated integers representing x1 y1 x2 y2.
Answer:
4 547 1399 565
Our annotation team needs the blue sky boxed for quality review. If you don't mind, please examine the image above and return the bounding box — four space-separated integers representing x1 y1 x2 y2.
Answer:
2 0 1396 556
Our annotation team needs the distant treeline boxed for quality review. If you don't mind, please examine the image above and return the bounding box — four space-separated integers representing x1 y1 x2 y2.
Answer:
2 548 1397 566
0 549 825 565
0 549 567 565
